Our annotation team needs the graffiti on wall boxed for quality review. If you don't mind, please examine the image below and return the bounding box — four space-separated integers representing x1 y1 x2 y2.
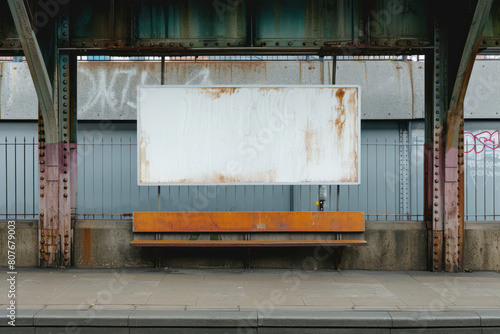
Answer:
464 131 500 154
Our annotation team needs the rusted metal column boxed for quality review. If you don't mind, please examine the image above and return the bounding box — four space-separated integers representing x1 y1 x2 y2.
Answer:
424 23 447 272
38 111 60 267
57 51 77 267
443 0 492 272
426 0 493 272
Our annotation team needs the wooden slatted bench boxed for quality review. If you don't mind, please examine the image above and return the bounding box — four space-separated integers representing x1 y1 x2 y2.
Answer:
130 211 366 248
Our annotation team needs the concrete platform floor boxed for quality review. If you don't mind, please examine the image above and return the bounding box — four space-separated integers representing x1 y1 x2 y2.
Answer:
2 268 500 311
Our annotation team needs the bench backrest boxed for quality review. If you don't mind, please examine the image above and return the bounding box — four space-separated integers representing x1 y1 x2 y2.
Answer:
133 212 365 233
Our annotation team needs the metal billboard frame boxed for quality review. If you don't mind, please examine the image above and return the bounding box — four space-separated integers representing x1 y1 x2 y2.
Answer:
137 84 361 186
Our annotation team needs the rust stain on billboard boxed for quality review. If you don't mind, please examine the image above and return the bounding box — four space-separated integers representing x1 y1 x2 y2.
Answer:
200 87 239 99
140 133 151 183
304 120 320 164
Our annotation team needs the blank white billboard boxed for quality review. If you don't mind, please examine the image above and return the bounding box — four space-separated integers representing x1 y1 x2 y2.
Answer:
138 85 360 185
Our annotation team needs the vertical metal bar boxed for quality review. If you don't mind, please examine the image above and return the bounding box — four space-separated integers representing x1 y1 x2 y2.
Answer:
357 146 361 213
466 143 469 221
111 137 113 219
416 139 420 220
385 138 388 220
14 137 17 220
83 137 85 219
120 137 122 217
92 137 95 219
375 138 378 220
5 137 7 219
309 185 312 212
475 146 477 220
32 137 35 219
484 149 486 220
347 185 350 211
130 137 132 214
102 137 104 219
494 146 496 220
408 138 412 220
158 57 165 213
272 185 275 211
367 139 370 220
394 139 398 221
336 186 340 212
24 137 26 218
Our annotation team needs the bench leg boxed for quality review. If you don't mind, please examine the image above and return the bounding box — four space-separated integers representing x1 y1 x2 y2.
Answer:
154 248 161 269
336 247 344 271
245 248 251 270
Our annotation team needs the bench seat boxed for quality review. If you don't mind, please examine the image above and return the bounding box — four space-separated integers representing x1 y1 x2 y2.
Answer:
130 239 367 247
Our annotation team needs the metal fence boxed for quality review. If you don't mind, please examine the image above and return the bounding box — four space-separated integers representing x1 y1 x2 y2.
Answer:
76 137 424 220
465 131 500 221
0 137 38 220
1 136 498 221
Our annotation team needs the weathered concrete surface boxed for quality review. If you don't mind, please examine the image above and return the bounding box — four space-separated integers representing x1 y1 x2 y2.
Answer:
341 221 428 271
74 220 154 268
135 221 426 270
0 220 37 267
464 222 500 271
14 219 500 270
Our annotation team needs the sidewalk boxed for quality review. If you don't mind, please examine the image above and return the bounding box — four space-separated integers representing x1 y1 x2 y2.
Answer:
3 268 500 311
2 268 500 332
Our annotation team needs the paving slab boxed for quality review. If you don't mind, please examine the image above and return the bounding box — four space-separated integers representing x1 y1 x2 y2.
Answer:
34 309 132 327
0 309 37 326
477 309 500 326
258 329 390 334
128 310 258 327
258 310 393 327
389 311 481 328
2 268 500 332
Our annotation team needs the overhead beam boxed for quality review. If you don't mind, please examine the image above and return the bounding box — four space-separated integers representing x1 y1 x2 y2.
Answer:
7 0 57 143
